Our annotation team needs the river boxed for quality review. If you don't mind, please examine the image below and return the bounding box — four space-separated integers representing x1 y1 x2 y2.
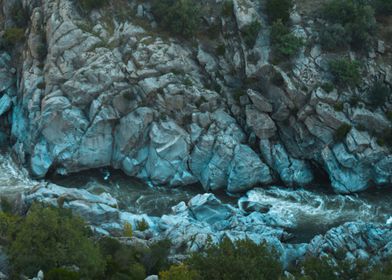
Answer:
1 151 392 243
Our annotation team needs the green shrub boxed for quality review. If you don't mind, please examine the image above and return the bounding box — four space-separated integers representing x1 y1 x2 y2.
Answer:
222 0 234 17
321 82 335 93
241 20 261 48
160 264 200 280
3 28 25 47
372 0 392 16
320 24 350 51
368 82 391 108
334 124 352 142
270 20 303 61
329 58 361 87
140 239 171 275
187 238 282 280
8 204 105 278
10 2 29 28
136 219 149 232
46 268 81 280
152 0 201 37
123 222 133 237
0 197 13 214
320 0 376 51
216 43 226 56
266 0 293 24
334 103 344 112
78 0 107 12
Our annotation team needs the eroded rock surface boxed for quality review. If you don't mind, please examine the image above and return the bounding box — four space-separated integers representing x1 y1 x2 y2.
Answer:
0 0 391 194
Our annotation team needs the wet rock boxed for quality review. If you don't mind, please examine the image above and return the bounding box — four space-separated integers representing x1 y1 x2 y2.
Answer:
260 140 313 186
307 222 392 263
227 144 272 193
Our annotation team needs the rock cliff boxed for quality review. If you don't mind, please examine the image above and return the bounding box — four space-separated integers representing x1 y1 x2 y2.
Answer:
0 0 392 193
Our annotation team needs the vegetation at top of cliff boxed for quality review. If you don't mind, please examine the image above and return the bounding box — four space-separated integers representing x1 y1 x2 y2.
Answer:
151 0 201 38
270 19 304 62
78 0 107 12
10 2 29 28
266 0 293 24
2 28 25 49
319 0 377 51
367 81 392 108
241 20 262 48
329 58 361 87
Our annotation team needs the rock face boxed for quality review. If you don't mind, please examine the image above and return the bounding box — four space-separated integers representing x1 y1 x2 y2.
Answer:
1 0 392 193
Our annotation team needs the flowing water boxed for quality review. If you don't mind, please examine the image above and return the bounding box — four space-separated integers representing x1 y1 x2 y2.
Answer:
1 151 392 243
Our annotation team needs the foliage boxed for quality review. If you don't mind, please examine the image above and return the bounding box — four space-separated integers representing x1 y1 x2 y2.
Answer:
320 0 376 51
372 0 392 16
10 2 29 28
241 20 261 48
266 0 293 24
329 58 361 87
3 28 25 47
321 82 335 93
6 204 105 278
320 24 350 51
136 219 149 232
334 124 352 142
78 0 107 12
46 268 81 280
187 238 282 280
270 20 303 61
368 81 391 108
216 43 226 56
123 222 133 238
140 239 171 275
222 0 234 17
0 197 13 214
160 263 200 280
152 0 201 37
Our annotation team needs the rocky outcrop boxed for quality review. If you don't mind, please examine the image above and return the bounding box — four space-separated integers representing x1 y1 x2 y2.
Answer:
1 0 391 194
23 183 392 268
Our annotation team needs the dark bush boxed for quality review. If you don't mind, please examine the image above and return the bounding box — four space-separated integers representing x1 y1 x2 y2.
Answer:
320 0 376 51
3 28 25 47
222 0 234 17
334 124 352 142
320 24 350 51
266 0 293 24
241 20 261 48
372 0 392 16
46 268 81 280
10 2 29 28
329 58 361 87
368 82 391 108
78 0 107 12
152 0 201 37
270 20 303 61
160 264 200 280
7 204 105 278
187 238 282 280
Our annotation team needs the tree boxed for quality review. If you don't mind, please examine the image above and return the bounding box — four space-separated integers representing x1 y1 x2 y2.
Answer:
152 0 201 37
187 238 282 280
266 0 293 24
320 0 376 51
8 204 105 278
329 58 361 87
